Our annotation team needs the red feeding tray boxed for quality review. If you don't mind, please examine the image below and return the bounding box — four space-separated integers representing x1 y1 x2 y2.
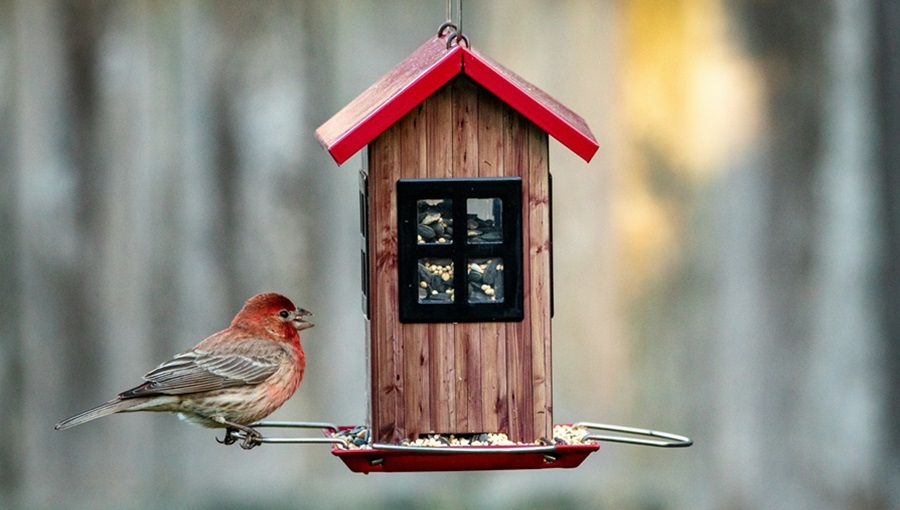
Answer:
331 439 599 474
240 421 690 474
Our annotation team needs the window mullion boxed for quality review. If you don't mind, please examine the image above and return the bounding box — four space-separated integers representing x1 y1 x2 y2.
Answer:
453 187 468 315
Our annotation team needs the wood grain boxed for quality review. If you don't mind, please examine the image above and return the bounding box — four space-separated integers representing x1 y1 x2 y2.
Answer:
453 76 481 432
369 124 404 443
477 86 509 434
505 109 534 442
425 84 456 434
527 121 552 440
368 76 553 443
400 103 429 438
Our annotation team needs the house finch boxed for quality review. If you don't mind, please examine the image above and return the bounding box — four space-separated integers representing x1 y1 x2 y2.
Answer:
55 293 313 449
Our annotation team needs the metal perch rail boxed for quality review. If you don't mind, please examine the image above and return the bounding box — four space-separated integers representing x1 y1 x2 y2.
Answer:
231 421 693 449
230 421 348 448
576 422 694 448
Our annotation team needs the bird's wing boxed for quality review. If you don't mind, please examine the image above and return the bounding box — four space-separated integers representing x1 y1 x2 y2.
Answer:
118 339 287 398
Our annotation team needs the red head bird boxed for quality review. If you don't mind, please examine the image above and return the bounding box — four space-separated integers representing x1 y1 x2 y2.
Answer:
55 293 314 449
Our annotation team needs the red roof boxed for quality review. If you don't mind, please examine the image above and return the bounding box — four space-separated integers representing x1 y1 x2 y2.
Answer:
315 36 599 165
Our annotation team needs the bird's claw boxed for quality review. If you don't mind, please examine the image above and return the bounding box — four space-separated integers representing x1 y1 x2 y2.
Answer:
240 429 263 450
216 426 262 449
216 427 240 446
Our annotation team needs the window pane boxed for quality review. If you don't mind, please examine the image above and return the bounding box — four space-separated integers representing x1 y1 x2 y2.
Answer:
417 199 453 244
418 258 455 303
466 198 503 243
467 258 504 303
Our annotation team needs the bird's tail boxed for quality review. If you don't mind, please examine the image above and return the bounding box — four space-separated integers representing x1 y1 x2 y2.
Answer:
55 397 144 430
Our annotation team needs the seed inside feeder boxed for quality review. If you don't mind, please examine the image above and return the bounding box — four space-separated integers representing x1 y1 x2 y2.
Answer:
468 258 504 303
417 258 454 303
416 199 453 245
415 197 505 245
466 198 503 244
331 424 592 450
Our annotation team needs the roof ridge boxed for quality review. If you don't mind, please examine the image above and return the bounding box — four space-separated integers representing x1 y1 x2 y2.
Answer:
316 36 597 165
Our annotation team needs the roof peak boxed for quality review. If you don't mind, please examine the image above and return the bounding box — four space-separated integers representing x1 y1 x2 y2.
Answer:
315 36 598 165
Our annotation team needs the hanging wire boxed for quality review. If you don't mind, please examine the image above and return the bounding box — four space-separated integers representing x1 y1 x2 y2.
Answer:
438 0 468 48
457 0 464 42
437 0 456 37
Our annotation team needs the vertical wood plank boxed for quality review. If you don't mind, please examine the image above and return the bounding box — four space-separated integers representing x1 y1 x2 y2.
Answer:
477 87 508 434
370 125 403 443
453 76 481 432
400 104 429 439
425 84 456 434
505 109 533 442
527 122 553 440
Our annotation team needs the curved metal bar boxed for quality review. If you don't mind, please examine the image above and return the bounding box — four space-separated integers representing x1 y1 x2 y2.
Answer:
446 32 469 49
437 21 457 38
249 420 340 433
253 436 349 448
230 421 347 448
370 443 557 455
576 422 693 448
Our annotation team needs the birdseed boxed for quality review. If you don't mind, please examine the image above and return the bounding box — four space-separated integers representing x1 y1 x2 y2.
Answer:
332 424 591 450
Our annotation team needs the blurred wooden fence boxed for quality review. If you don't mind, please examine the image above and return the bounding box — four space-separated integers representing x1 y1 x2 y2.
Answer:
0 1 897 509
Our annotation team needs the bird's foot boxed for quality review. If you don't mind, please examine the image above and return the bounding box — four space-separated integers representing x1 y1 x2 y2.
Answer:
214 420 263 450
239 428 263 450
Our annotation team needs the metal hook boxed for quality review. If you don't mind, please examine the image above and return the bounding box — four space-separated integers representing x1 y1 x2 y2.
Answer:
576 422 693 448
437 21 457 38
446 32 469 49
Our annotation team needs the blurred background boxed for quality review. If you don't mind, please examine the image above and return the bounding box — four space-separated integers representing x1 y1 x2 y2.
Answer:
1 0 898 508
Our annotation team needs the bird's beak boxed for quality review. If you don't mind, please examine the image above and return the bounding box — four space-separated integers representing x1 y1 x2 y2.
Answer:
292 309 314 331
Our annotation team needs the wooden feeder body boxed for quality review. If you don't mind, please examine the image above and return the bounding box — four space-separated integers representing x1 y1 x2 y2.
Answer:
316 37 597 446
366 75 552 444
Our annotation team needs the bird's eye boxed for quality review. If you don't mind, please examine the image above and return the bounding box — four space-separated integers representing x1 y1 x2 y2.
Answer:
278 310 290 319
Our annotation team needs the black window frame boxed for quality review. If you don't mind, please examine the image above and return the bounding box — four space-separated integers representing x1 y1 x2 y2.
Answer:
359 170 370 318
397 177 524 323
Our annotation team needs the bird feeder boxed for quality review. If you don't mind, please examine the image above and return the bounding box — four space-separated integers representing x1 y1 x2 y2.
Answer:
243 24 691 473
316 28 598 444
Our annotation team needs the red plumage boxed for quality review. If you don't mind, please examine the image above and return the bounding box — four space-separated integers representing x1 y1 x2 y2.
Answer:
55 293 314 449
